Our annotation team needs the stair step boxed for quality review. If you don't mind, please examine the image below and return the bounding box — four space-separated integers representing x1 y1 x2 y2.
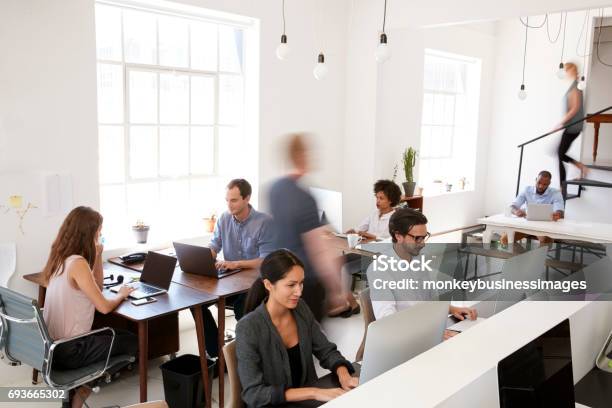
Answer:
564 178 612 188
586 163 612 172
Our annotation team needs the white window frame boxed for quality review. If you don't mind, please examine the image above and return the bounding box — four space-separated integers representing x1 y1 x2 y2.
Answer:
96 0 258 248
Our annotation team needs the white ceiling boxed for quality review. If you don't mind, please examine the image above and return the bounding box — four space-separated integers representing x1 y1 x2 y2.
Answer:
386 0 612 28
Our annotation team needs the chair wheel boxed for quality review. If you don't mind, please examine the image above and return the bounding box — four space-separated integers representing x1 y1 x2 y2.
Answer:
127 363 134 371
104 373 111 383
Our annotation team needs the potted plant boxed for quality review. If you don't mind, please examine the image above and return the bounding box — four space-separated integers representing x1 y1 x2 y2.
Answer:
203 213 216 233
402 147 418 197
132 219 150 244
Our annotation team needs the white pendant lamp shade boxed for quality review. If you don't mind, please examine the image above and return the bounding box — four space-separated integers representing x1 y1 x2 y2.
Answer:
276 34 290 60
376 33 390 63
313 53 328 80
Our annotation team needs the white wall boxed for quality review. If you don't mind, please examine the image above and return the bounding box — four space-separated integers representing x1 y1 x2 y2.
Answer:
483 9 612 222
0 0 351 299
371 24 496 234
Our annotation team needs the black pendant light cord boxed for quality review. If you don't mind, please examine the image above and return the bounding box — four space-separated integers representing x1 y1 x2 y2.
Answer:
521 17 528 85
520 15 547 29
382 0 387 33
282 0 286 35
576 9 592 57
546 13 562 43
560 12 567 63
596 8 612 67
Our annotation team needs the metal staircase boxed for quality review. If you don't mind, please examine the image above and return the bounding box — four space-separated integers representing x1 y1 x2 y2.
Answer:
564 163 612 200
515 105 612 201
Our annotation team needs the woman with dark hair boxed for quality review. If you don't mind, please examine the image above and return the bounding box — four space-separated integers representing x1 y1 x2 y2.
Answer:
42 206 137 408
236 249 358 407
346 179 402 240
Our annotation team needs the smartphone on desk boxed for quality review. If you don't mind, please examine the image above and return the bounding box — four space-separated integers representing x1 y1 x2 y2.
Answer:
131 297 157 306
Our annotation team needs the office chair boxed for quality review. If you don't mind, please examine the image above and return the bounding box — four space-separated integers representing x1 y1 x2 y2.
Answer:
0 286 135 405
355 288 376 362
222 340 244 408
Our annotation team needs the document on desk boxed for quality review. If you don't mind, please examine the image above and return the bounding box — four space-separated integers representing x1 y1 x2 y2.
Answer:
448 317 487 332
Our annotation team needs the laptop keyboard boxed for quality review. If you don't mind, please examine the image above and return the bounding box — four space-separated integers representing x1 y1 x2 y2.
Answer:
138 284 159 294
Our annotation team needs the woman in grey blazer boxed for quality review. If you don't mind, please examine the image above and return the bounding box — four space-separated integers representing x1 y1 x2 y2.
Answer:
236 249 358 407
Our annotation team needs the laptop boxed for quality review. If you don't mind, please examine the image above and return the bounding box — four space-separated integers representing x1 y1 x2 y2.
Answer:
173 242 241 279
526 203 553 221
360 301 450 383
111 251 176 299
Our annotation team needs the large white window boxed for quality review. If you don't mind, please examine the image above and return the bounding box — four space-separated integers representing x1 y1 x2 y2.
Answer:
419 49 481 196
95 1 258 248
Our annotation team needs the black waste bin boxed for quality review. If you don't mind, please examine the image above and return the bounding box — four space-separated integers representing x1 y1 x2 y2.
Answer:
160 354 216 408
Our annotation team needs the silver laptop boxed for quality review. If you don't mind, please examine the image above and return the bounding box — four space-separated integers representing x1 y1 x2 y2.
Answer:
526 203 553 221
360 301 450 383
111 251 177 299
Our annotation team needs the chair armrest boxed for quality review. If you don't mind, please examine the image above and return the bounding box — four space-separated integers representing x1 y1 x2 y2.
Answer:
48 327 117 379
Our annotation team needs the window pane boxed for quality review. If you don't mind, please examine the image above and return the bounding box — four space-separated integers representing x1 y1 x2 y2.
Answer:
127 182 159 221
95 5 122 61
130 126 158 178
160 180 189 212
432 94 445 125
219 75 243 125
158 15 189 68
190 127 214 174
97 64 123 123
218 26 243 73
99 126 125 184
218 127 242 176
191 76 215 125
422 93 433 124
191 178 225 216
123 10 157 64
100 184 127 230
160 73 189 124
191 22 218 71
420 126 432 158
129 70 158 123
159 126 189 176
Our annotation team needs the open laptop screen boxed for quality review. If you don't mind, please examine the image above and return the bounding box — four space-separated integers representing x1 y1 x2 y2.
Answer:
140 251 177 290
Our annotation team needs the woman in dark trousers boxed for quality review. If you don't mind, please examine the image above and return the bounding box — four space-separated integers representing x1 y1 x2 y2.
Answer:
42 207 137 408
555 62 588 199
236 249 358 407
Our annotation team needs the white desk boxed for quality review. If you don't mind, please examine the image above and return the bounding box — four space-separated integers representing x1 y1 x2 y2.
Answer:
478 214 612 244
325 300 612 407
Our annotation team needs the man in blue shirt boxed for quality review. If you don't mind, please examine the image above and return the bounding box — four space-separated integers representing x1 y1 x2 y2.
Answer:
209 179 274 271
501 170 564 245
198 178 273 359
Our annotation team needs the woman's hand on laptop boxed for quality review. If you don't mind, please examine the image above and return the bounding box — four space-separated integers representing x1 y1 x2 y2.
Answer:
337 366 358 390
450 306 477 321
118 285 135 299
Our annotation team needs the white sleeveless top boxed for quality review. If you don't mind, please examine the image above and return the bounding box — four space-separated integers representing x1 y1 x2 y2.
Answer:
43 255 95 340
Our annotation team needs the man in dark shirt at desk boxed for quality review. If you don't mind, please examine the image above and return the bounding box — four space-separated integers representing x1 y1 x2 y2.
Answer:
199 178 274 359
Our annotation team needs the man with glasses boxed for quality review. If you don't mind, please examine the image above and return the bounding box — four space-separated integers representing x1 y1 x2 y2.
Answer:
367 208 476 335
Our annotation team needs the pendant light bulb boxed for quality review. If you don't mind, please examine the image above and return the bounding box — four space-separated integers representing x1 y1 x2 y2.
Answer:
577 76 586 91
557 62 566 79
276 34 290 60
376 33 390 63
518 84 527 101
313 53 328 80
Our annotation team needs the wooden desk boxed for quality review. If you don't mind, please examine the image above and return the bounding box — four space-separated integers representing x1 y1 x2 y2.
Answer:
23 271 218 407
400 195 424 212
586 113 612 163
172 267 259 408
